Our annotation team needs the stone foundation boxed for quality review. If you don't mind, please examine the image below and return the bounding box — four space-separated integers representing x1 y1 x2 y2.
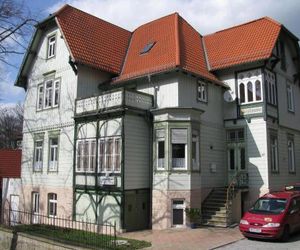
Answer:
152 189 201 230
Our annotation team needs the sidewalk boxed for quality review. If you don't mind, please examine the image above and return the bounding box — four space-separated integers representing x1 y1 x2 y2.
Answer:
121 226 244 250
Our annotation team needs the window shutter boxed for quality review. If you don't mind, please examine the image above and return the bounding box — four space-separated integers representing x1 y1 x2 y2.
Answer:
171 129 187 143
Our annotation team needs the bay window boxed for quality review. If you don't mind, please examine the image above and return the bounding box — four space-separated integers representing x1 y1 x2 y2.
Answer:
99 137 121 172
76 139 96 172
171 129 187 169
238 69 263 104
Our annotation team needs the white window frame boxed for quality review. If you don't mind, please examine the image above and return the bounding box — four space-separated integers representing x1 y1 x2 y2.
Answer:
172 199 185 227
270 133 279 173
265 70 277 106
32 192 40 214
48 193 57 217
171 143 187 170
197 80 207 102
192 131 200 170
287 136 295 173
37 78 60 110
48 137 59 172
33 140 43 172
237 69 263 105
37 84 44 110
287 83 294 112
47 34 56 59
157 138 165 170
76 139 96 173
98 136 121 173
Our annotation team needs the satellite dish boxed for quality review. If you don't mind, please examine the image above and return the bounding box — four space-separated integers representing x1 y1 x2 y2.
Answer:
224 90 236 102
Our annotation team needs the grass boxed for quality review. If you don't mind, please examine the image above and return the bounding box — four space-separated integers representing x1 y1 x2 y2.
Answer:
10 224 151 250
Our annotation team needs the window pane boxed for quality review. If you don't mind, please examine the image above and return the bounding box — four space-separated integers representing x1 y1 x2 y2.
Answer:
114 138 121 171
158 141 165 159
229 149 235 170
106 139 113 171
90 141 96 171
255 80 261 101
240 148 246 170
247 81 253 102
99 140 105 172
172 144 185 168
239 83 245 103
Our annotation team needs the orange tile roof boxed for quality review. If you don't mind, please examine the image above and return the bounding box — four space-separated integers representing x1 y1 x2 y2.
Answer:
55 5 131 74
203 17 282 70
114 13 220 84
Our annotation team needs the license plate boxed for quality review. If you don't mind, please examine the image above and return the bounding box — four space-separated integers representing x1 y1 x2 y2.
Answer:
249 228 261 233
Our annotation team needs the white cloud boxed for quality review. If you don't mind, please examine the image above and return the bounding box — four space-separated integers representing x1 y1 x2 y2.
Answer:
48 0 300 37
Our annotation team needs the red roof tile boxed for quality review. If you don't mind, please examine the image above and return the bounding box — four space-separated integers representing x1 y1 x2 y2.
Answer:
203 17 281 70
114 13 221 85
0 149 21 178
55 5 131 74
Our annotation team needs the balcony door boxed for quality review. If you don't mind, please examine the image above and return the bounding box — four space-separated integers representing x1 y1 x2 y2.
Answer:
227 129 246 184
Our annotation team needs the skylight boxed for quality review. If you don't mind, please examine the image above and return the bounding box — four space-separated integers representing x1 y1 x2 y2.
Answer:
140 42 156 54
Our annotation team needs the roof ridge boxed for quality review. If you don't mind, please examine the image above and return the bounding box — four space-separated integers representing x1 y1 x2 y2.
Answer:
132 12 178 32
175 13 180 66
55 4 130 33
204 16 281 37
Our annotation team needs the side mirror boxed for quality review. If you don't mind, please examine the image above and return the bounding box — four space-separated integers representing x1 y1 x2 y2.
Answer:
289 209 299 215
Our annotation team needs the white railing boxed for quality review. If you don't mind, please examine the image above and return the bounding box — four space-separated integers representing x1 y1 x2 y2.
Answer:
75 89 153 115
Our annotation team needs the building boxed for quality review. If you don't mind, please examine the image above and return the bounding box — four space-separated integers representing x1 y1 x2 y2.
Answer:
13 5 300 231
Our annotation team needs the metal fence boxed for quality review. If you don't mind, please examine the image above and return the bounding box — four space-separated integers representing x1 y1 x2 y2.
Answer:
2 208 116 249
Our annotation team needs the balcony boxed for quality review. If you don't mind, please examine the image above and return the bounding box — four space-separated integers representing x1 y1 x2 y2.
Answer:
75 89 153 116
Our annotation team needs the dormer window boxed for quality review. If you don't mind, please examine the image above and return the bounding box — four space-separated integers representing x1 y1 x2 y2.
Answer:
47 35 56 58
140 42 156 54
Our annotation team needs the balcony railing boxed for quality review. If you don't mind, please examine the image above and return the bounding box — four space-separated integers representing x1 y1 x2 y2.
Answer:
75 89 153 116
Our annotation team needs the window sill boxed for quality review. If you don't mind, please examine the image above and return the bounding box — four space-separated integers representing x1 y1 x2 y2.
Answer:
288 109 295 114
240 101 263 105
288 171 296 175
197 98 208 104
267 103 278 108
271 171 280 174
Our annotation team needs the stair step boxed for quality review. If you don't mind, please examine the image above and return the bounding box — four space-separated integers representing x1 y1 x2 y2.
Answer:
206 198 227 203
202 221 228 228
203 201 227 207
202 213 228 219
202 210 227 216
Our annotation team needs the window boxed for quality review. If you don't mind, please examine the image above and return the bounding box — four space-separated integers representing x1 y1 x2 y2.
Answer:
37 84 44 110
172 200 185 226
48 193 57 217
227 129 244 142
237 69 262 104
288 136 295 173
98 137 121 172
37 78 60 110
140 41 156 54
192 130 199 170
32 192 40 214
270 133 278 173
287 83 294 112
47 35 56 58
34 140 43 171
49 137 58 172
76 139 96 172
197 80 207 102
156 130 165 170
171 129 187 169
265 70 277 105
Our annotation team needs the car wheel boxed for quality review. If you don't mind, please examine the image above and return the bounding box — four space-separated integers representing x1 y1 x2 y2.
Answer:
281 225 290 242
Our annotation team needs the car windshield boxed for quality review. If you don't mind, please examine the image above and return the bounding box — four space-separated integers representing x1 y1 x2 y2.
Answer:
249 198 288 214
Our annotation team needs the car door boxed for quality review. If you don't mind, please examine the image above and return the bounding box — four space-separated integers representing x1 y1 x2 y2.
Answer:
287 198 300 233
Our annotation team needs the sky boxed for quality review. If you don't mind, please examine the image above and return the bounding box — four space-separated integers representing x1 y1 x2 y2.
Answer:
1 0 300 106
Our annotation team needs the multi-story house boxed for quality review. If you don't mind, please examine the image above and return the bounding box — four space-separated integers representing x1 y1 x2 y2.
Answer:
12 5 300 231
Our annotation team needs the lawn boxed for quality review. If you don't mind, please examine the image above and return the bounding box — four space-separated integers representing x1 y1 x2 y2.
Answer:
10 224 151 250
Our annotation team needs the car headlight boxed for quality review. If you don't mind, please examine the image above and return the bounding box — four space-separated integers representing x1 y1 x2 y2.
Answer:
240 219 249 225
262 223 280 228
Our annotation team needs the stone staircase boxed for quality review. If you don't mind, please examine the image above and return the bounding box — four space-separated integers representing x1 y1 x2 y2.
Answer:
201 187 230 227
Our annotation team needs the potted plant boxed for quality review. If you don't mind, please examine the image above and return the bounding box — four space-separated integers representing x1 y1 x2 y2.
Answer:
185 208 201 228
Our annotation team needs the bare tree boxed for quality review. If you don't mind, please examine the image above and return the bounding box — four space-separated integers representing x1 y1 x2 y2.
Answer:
0 104 23 149
0 0 37 68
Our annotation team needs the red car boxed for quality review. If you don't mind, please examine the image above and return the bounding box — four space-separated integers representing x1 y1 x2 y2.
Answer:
239 191 300 241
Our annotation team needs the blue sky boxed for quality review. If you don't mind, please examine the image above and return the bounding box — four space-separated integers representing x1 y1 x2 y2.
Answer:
1 0 300 106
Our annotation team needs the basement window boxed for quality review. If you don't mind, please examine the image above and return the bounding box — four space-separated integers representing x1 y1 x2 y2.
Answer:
140 42 156 54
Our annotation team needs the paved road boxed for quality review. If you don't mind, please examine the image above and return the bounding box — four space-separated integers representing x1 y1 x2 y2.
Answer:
218 232 300 250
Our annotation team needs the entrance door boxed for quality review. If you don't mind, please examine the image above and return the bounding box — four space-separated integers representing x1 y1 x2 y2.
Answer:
227 129 246 184
32 192 40 224
10 195 19 225
172 200 185 227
